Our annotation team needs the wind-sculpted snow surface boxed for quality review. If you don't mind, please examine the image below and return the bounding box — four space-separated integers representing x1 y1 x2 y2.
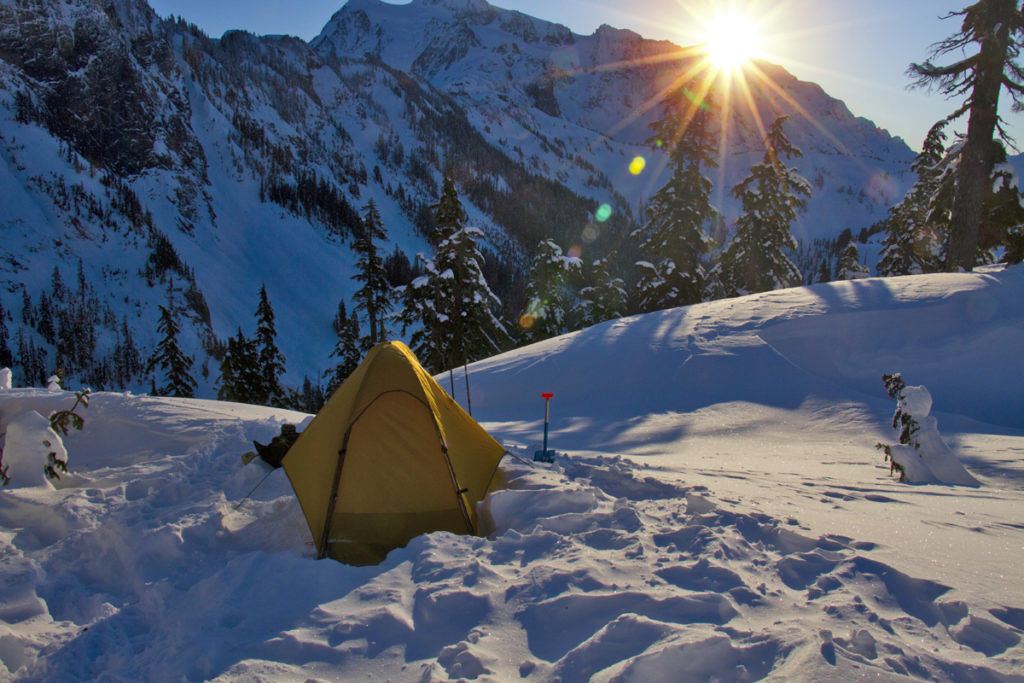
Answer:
1 269 1023 680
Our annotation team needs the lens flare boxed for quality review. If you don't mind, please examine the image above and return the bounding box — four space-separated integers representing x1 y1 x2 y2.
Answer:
595 204 612 222
629 156 646 175
704 12 759 71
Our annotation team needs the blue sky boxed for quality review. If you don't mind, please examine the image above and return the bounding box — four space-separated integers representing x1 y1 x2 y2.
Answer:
148 0 1021 152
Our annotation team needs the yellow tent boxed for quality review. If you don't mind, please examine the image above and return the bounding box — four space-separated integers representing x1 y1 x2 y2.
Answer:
282 341 505 565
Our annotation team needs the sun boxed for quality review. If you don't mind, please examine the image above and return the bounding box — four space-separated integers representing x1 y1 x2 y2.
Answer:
704 13 760 71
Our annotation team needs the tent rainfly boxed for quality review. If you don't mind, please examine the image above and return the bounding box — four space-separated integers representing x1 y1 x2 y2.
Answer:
282 341 506 565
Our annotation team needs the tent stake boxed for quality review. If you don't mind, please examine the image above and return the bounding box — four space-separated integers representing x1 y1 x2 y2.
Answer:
232 467 276 510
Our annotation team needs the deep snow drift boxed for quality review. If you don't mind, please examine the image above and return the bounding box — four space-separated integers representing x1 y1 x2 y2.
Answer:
1 267 1023 681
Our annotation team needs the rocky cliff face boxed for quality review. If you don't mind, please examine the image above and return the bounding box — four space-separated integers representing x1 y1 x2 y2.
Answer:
0 0 916 396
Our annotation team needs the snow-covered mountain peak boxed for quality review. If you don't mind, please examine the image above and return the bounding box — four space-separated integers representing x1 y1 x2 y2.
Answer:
0 0 923 398
413 0 499 23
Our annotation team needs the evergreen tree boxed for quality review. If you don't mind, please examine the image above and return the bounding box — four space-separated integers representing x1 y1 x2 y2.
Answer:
576 254 628 327
816 258 833 284
632 81 718 311
432 174 465 246
836 241 871 280
352 199 393 348
435 223 509 368
519 239 581 342
20 289 34 328
398 269 448 374
218 328 260 403
147 305 196 398
710 116 811 297
36 294 55 345
288 376 326 413
0 299 12 368
114 316 143 386
325 300 362 393
908 0 1024 271
16 329 45 387
878 120 952 276
979 142 1024 261
399 176 509 380
254 285 286 406
50 266 66 302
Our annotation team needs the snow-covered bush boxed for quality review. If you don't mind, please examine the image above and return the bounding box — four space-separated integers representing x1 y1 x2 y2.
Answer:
876 373 979 486
0 385 89 487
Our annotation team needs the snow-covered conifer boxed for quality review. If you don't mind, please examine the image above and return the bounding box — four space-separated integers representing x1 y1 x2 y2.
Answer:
876 373 980 486
710 116 810 298
836 241 870 280
632 82 718 311
519 239 581 342
400 176 509 377
575 254 627 328
877 120 950 276
979 144 1024 262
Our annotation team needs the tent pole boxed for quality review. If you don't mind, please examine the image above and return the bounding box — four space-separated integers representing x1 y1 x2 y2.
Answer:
231 467 275 510
319 446 348 559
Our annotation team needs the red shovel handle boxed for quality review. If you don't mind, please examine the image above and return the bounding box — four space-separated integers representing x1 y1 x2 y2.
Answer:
541 392 554 399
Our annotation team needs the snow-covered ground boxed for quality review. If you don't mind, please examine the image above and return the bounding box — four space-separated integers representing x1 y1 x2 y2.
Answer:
1 267 1023 681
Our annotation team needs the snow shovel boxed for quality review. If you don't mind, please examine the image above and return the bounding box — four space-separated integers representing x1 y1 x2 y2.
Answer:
533 392 556 462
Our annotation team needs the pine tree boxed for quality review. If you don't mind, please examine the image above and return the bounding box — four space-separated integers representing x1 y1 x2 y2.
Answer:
399 176 509 379
878 120 951 276
50 266 66 302
36 294 55 345
218 328 260 403
289 376 326 413
816 258 832 284
20 289 34 328
352 199 393 348
632 81 718 311
114 316 143 386
325 300 362 393
836 241 871 280
979 142 1024 261
147 304 196 398
254 285 286 406
519 239 581 342
908 1 1024 271
0 299 12 368
436 224 509 368
576 254 628 327
710 116 811 298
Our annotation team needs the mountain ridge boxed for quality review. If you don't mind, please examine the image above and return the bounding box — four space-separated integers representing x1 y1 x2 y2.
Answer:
1 0 917 396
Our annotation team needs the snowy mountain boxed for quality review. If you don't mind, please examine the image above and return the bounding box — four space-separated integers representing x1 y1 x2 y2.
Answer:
1 266 1022 679
0 0 917 396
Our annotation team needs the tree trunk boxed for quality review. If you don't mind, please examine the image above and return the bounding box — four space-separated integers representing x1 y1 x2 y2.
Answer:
946 2 1013 271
